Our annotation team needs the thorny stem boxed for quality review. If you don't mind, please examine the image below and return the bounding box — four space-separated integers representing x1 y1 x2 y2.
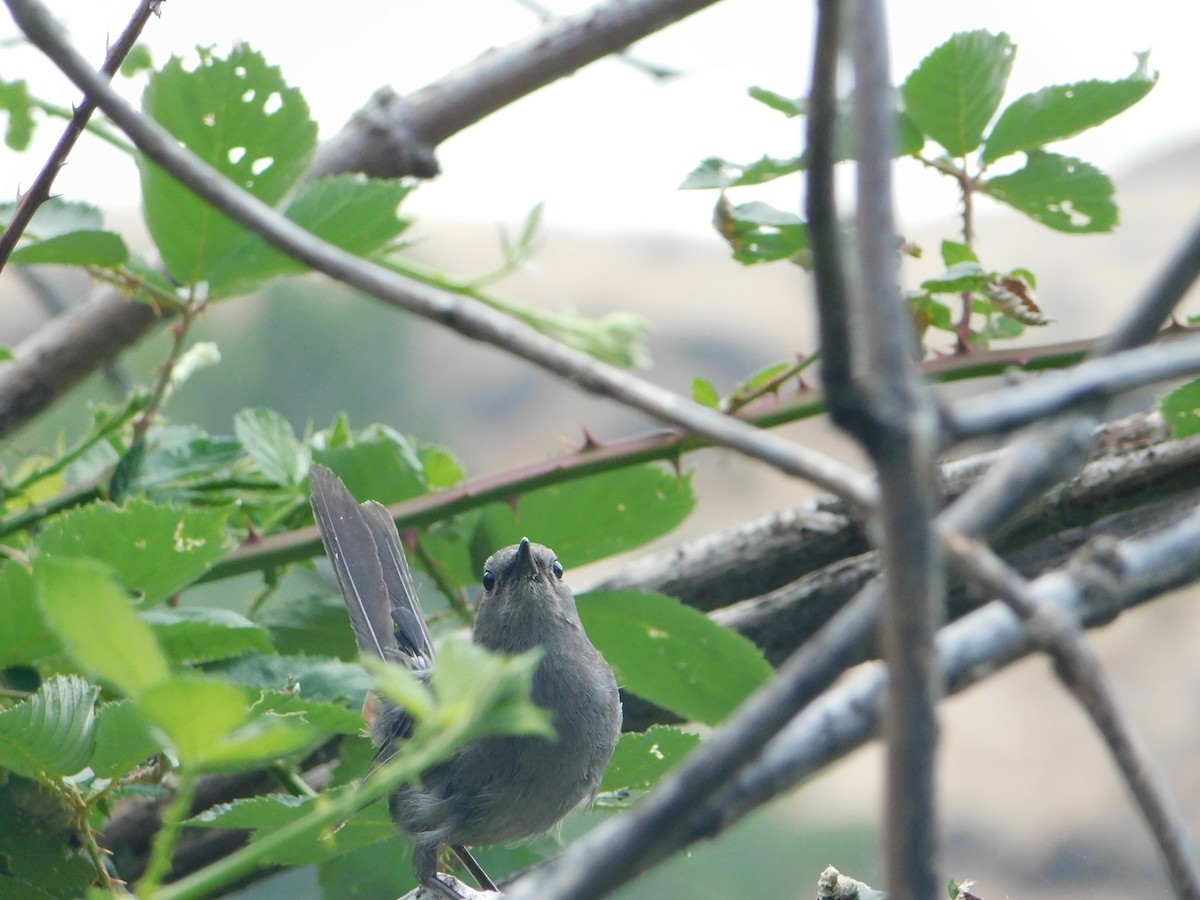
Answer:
413 536 476 624
725 353 821 415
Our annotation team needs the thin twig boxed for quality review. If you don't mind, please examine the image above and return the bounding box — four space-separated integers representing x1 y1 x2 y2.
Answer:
942 531 1200 899
6 0 877 514
0 0 159 270
948 331 1200 440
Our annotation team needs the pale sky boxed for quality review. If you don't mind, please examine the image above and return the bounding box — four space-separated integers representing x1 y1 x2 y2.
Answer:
2 1 1197 240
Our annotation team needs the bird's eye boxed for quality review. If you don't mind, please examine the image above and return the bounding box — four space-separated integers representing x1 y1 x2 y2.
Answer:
551 559 564 579
482 570 496 592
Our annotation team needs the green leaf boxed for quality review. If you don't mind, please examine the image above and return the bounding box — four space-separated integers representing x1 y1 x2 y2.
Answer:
35 556 170 698
204 175 413 297
143 607 273 663
479 464 695 568
920 261 987 294
0 77 36 150
234 407 308 487
251 690 363 735
313 425 427 505
679 155 802 190
134 425 244 491
692 377 721 409
187 789 394 865
1 196 102 238
139 675 317 770
257 592 357 660
747 85 802 117
940 239 978 267
207 653 373 706
597 725 701 806
718 200 809 266
90 700 160 777
0 562 61 666
1160 378 1200 438
740 360 792 392
901 30 1016 156
0 675 98 779
428 637 552 742
119 44 154 77
35 499 235 605
9 230 128 268
318 838 416 900
983 52 1157 164
981 151 1116 233
577 591 772 725
417 444 465 489
140 45 317 288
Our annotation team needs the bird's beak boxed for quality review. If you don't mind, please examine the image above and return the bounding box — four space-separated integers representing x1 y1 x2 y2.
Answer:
510 536 535 580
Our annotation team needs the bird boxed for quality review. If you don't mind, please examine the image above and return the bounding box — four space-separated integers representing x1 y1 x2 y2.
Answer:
309 464 622 898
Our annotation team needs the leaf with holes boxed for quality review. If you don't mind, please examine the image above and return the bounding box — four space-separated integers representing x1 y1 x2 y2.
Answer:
140 44 317 290
901 30 1016 156
981 151 1116 233
577 591 771 725
0 675 98 779
597 725 701 807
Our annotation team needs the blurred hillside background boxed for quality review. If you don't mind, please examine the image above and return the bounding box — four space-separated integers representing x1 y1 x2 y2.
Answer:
3 1 1200 897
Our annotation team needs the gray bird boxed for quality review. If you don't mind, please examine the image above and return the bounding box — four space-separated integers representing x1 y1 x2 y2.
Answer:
310 465 622 899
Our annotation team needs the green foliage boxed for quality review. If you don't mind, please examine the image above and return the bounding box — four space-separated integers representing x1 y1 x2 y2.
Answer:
684 28 1153 352
0 76 35 149
900 30 1016 157
0 675 98 779
598 725 702 806
1159 378 1200 438
578 590 772 725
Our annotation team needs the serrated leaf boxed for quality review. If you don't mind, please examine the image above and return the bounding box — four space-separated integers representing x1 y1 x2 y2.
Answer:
90 700 160 777
135 425 244 490
313 425 427 505
143 607 273 663
0 77 36 149
597 725 701 805
1 196 102 238
981 150 1116 233
207 653 373 706
0 562 61 666
139 675 317 770
140 44 317 287
252 689 363 735
187 788 395 864
920 261 987 294
35 499 235 605
234 407 308 487
35 556 170 698
1160 378 1200 438
203 175 413 297
478 464 695 568
9 230 128 268
983 52 1157 164
577 591 772 725
901 30 1016 156
0 675 98 779
692 377 720 409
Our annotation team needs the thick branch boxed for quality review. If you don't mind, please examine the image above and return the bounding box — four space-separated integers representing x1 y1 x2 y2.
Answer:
309 0 722 179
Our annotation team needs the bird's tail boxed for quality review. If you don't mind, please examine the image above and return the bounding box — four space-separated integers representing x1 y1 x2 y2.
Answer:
309 464 434 669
